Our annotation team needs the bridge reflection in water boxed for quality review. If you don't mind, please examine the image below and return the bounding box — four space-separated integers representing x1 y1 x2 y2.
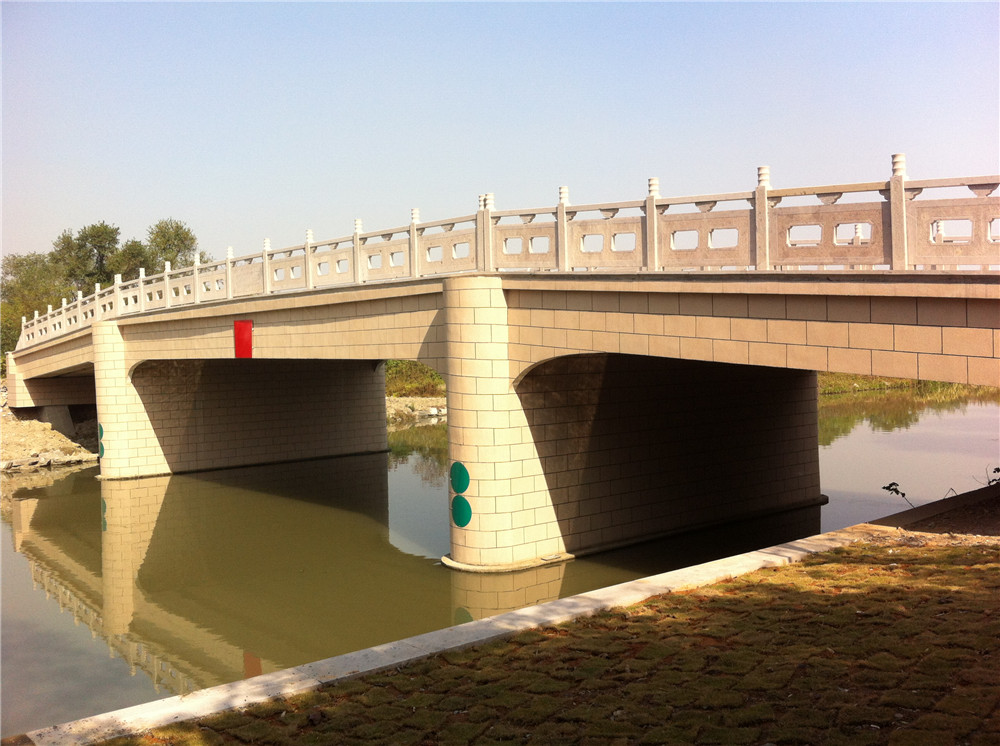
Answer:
5 434 819 701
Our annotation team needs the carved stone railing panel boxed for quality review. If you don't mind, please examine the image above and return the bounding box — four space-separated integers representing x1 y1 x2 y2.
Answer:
907 196 1000 269
492 221 559 271
769 202 890 269
658 209 753 270
565 215 646 270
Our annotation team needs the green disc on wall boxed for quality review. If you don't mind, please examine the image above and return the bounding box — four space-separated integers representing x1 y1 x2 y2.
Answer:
450 461 470 494
451 495 472 528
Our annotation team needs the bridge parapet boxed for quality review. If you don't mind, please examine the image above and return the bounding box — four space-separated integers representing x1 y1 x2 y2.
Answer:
16 154 998 351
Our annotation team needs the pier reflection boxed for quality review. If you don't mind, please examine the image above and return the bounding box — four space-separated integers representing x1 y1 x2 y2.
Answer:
9 453 513 697
7 450 823 700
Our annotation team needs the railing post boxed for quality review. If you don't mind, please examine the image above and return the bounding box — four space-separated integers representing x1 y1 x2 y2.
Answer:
643 177 660 271
304 229 315 289
353 220 366 284
888 153 909 270
163 263 172 309
113 274 122 316
557 186 571 272
225 247 234 299
482 194 495 272
262 239 272 294
475 195 486 270
138 269 146 312
193 254 202 303
409 210 422 279
754 166 773 270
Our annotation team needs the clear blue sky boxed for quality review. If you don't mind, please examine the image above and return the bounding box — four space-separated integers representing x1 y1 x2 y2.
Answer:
3 2 997 262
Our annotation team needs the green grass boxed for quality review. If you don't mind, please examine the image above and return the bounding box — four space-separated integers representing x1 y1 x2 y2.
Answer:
384 360 445 397
817 372 999 398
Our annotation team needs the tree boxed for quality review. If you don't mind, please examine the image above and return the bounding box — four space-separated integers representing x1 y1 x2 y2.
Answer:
50 222 120 291
1 252 74 368
107 239 154 281
2 218 202 370
146 218 199 272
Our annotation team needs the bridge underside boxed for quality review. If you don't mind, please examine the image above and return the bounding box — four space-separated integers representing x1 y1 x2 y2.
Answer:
444 352 823 571
100 356 386 478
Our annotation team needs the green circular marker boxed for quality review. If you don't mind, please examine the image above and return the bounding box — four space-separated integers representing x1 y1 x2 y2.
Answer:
450 461 470 494
451 495 472 528
99 442 105 458
98 423 104 440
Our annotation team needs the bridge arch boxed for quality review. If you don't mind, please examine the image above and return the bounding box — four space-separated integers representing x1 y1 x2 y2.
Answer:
445 347 826 571
99 356 388 478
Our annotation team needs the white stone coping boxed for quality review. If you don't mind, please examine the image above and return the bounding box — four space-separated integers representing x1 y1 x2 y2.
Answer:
19 487 995 746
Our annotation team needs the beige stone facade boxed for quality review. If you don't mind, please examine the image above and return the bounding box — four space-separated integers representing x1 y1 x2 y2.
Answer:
6 269 998 569
7 155 998 570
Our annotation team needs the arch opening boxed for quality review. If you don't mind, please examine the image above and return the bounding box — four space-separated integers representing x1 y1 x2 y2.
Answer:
514 353 824 562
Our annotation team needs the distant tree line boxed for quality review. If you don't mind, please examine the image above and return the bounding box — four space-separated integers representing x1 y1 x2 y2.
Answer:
1 218 206 372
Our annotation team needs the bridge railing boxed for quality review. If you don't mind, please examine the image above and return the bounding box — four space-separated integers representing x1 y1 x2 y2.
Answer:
15 153 999 350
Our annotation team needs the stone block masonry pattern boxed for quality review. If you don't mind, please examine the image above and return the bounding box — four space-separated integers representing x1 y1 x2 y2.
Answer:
94 346 386 479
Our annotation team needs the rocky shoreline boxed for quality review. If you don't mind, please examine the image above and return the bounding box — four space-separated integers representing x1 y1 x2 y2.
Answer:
0 384 99 473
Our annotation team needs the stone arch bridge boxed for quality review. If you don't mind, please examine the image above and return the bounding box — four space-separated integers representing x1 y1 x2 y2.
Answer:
7 155 998 571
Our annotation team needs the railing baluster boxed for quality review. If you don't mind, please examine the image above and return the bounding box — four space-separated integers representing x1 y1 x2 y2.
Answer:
304 230 315 290
643 177 659 271
557 186 570 272
262 239 272 295
163 264 172 309
888 153 909 270
353 220 365 284
225 248 234 300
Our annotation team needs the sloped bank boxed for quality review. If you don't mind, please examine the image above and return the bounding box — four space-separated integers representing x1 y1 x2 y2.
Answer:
0 384 98 473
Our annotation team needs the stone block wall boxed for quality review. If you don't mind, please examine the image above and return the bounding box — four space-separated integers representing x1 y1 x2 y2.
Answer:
95 320 386 478
442 276 822 571
504 281 999 387
515 354 821 558
5 369 96 408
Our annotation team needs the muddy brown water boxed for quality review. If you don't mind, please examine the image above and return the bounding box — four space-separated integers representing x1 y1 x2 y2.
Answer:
2 395 998 737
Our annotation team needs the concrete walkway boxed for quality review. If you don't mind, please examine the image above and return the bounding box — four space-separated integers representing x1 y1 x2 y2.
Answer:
9 485 998 746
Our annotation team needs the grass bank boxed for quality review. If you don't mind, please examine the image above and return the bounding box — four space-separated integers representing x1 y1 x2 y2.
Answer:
817 371 998 398
93 538 1000 746
385 363 997 402
385 361 445 398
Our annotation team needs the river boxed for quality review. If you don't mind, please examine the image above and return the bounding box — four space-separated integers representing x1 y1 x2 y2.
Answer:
2 387 998 737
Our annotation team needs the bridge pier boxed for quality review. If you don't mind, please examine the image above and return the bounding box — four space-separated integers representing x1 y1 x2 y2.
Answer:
442 276 549 569
442 277 825 572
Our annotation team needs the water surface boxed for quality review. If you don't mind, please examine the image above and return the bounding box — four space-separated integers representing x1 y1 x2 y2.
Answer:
3 392 997 736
